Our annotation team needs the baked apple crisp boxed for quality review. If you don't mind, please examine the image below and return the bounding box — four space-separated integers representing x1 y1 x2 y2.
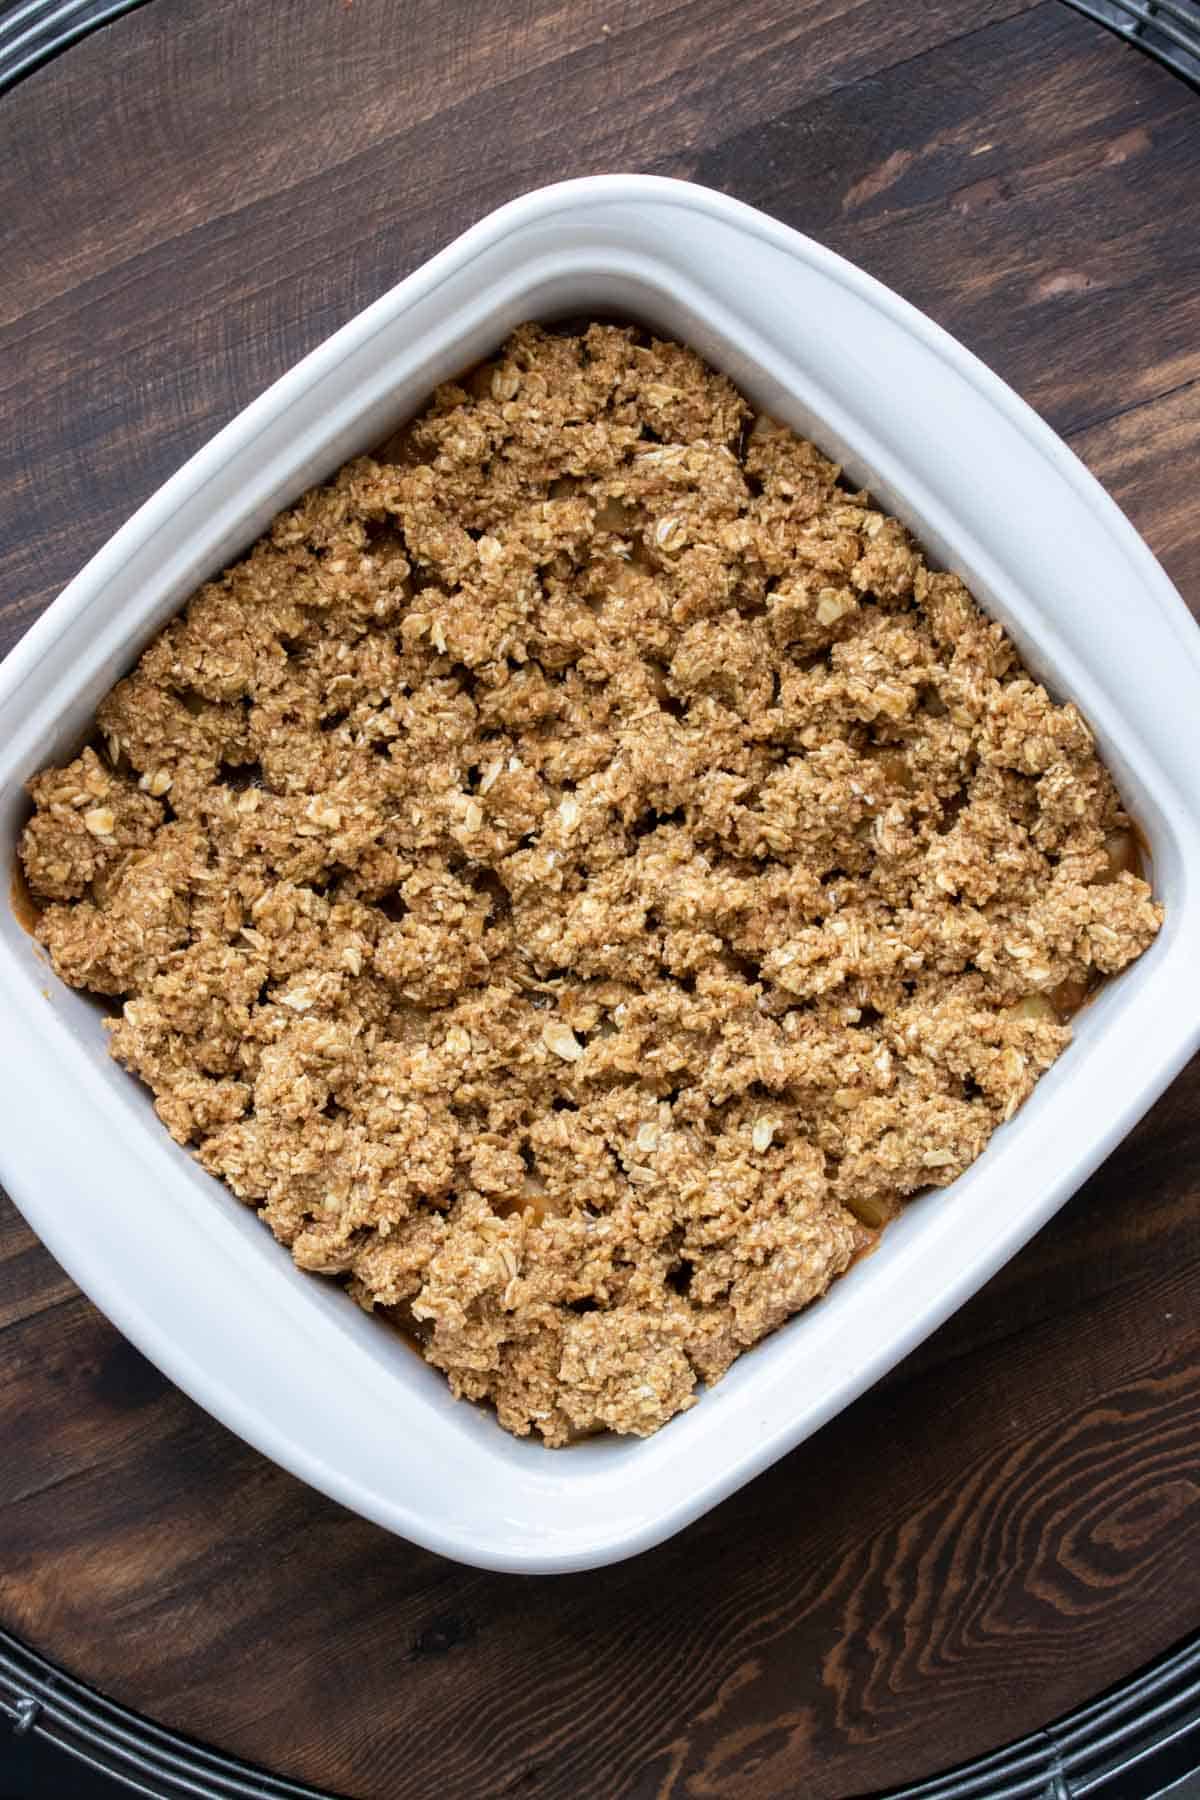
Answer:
19 324 1162 1442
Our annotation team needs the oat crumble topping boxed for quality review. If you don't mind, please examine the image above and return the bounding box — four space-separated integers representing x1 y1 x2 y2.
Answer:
19 324 1162 1443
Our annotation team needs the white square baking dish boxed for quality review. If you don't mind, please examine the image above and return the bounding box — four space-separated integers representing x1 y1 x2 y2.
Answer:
2 176 1199 1574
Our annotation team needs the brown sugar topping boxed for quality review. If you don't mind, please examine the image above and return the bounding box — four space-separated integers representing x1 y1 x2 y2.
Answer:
19 324 1162 1443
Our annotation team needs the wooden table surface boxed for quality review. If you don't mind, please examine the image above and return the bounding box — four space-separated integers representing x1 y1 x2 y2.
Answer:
2 3 1199 1796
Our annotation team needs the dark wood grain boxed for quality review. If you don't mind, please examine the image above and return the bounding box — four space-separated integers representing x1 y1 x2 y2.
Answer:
1 2 1198 1796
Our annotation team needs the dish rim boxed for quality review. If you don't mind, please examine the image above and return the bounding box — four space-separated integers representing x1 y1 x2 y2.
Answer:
2 173 1198 1572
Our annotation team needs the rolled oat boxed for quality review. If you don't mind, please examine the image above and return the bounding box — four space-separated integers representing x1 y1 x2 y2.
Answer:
19 323 1161 1443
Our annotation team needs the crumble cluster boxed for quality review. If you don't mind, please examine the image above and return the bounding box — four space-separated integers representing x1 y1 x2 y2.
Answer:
20 324 1162 1443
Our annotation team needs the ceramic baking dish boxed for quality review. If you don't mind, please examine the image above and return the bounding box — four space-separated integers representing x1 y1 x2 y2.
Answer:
2 176 1199 1573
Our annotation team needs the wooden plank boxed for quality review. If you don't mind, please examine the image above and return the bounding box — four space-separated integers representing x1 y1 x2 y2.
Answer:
1 0 1042 657
683 1 1200 441
1070 377 1200 606
1 1 1198 1795
0 1206 1195 1798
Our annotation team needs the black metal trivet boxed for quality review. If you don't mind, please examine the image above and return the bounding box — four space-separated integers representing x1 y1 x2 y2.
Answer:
1 1 1198 1796
1 0 1199 98
1061 0 1200 85
0 0 149 92
4 1624 1200 1799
